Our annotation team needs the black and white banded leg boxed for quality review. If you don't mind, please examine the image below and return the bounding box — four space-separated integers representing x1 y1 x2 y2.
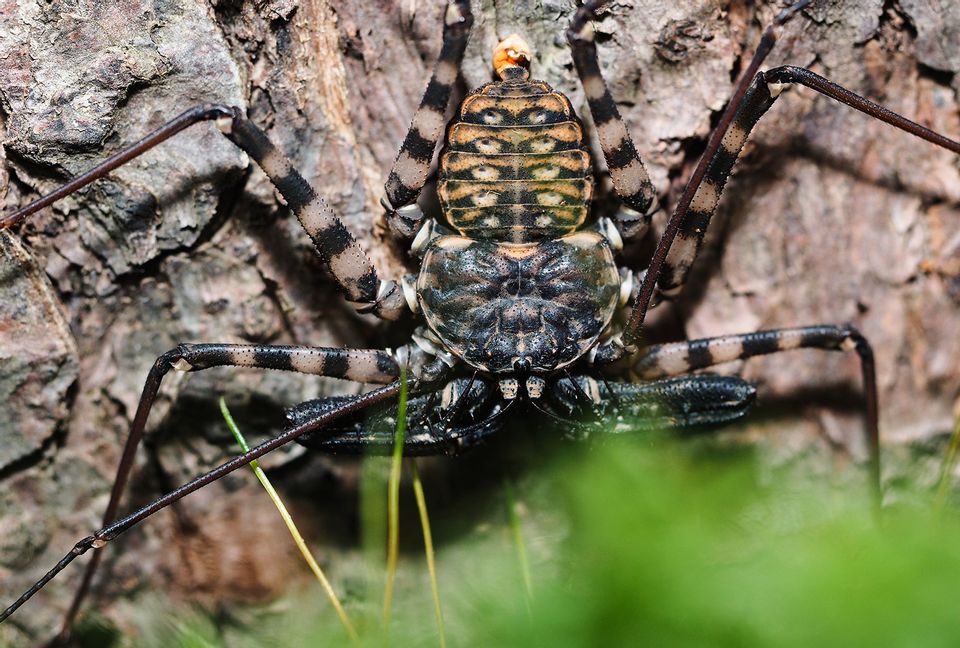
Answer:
567 0 658 241
214 110 406 318
0 105 407 320
381 0 473 238
623 1 960 347
40 343 400 641
633 325 879 496
652 66 960 302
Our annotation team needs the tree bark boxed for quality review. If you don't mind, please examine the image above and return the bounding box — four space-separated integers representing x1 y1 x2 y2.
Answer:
0 0 958 641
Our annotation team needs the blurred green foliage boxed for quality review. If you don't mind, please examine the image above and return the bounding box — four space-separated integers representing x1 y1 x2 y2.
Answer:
79 430 960 648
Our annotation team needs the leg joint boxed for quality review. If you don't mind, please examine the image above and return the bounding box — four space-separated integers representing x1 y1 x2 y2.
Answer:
567 0 609 43
350 280 409 320
444 0 473 32
154 346 193 375
840 324 873 360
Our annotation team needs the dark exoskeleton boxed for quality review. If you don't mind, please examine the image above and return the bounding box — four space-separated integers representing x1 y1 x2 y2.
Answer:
2 0 959 640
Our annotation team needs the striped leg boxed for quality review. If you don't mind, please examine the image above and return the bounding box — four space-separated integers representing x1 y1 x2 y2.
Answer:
567 0 658 239
0 105 407 319
47 343 399 639
622 1 960 348
654 73 776 299
381 0 473 238
633 324 879 497
217 112 405 319
653 67 960 302
0 382 404 632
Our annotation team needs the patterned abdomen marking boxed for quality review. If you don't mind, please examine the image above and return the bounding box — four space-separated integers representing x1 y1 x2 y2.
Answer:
417 231 620 374
438 79 592 241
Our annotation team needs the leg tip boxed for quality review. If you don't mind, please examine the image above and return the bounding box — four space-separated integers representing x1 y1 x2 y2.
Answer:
445 1 473 28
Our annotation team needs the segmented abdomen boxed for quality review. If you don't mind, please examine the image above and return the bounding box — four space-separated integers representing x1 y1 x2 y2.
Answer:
417 231 620 375
438 79 593 241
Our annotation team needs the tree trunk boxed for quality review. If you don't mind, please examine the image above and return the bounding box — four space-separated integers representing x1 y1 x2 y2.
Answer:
1 0 958 642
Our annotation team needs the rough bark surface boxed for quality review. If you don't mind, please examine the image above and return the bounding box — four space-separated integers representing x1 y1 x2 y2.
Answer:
0 0 958 642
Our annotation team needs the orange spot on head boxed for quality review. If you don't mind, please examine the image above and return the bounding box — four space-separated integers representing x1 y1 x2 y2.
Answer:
493 34 532 80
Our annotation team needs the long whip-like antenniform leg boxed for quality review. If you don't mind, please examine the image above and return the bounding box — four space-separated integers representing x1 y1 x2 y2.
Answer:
32 344 399 641
632 325 879 499
646 66 960 304
0 107 225 230
381 0 473 238
619 0 809 348
0 381 404 627
1 105 406 319
618 1 960 351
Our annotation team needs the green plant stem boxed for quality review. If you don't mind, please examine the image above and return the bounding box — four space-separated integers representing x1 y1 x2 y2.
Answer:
504 478 533 612
935 411 960 510
383 366 409 631
409 459 446 648
219 398 359 644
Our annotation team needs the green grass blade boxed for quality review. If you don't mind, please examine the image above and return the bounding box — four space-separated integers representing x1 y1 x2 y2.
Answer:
409 459 446 648
219 398 359 644
382 366 409 630
935 411 960 510
504 477 533 612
